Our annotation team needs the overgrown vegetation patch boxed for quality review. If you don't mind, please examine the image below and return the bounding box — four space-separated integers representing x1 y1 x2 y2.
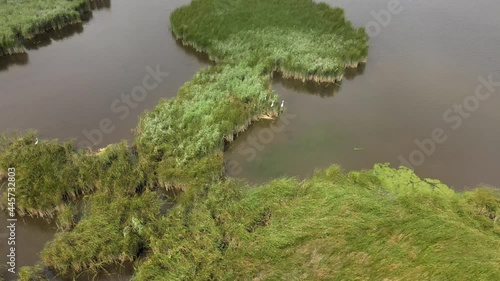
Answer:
135 64 279 190
0 0 93 55
132 165 500 280
171 0 368 81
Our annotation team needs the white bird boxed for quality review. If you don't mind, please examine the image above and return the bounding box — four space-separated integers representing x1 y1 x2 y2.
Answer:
280 100 285 108
271 101 275 108
35 138 39 145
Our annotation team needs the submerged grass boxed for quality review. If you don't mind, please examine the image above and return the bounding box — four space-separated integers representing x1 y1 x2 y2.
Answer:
133 164 500 280
0 0 91 55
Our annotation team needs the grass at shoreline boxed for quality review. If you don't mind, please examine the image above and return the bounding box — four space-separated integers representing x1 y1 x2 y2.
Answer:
133 165 500 280
2 0 499 280
135 64 279 190
0 0 91 55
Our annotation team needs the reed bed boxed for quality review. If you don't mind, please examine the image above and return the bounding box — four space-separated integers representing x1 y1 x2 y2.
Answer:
170 0 368 82
135 64 279 190
40 190 161 277
0 132 83 217
0 0 91 56
0 133 146 219
5 1 497 280
133 164 500 280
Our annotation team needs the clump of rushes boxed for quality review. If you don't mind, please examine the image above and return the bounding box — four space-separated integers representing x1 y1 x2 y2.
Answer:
171 0 368 82
38 142 160 276
53 141 147 230
18 264 48 281
135 64 279 190
41 190 161 278
0 0 92 56
133 164 500 281
0 131 83 217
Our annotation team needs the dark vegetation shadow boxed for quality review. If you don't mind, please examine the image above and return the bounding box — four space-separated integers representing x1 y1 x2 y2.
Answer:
174 34 213 65
0 53 29 71
72 262 134 281
23 23 85 51
0 0 111 72
345 62 366 80
89 0 111 10
272 63 366 97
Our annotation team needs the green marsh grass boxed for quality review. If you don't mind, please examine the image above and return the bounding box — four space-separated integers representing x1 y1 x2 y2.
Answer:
133 164 500 280
40 189 161 277
135 64 279 190
2 1 499 279
171 0 368 82
0 131 83 217
18 264 47 281
0 0 91 55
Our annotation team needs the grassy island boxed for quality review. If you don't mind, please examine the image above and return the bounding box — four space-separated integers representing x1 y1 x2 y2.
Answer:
171 0 368 82
0 0 94 56
1 0 499 280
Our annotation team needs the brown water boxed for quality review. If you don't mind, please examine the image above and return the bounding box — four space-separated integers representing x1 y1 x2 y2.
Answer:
0 0 209 148
226 0 500 191
0 213 56 279
0 0 499 279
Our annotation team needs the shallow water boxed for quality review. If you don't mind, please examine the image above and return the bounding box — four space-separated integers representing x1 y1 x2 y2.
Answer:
0 212 56 279
225 0 500 191
0 0 499 279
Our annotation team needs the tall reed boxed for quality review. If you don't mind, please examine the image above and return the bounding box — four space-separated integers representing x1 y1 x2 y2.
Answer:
133 164 500 280
0 0 92 56
170 0 368 82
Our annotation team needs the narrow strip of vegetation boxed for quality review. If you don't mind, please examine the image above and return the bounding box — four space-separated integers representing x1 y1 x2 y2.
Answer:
0 0 92 56
135 64 279 190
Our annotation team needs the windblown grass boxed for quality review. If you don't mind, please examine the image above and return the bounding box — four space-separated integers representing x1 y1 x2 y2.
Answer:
0 132 146 219
0 0 91 55
133 164 500 280
40 189 161 277
171 0 368 81
0 131 82 217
